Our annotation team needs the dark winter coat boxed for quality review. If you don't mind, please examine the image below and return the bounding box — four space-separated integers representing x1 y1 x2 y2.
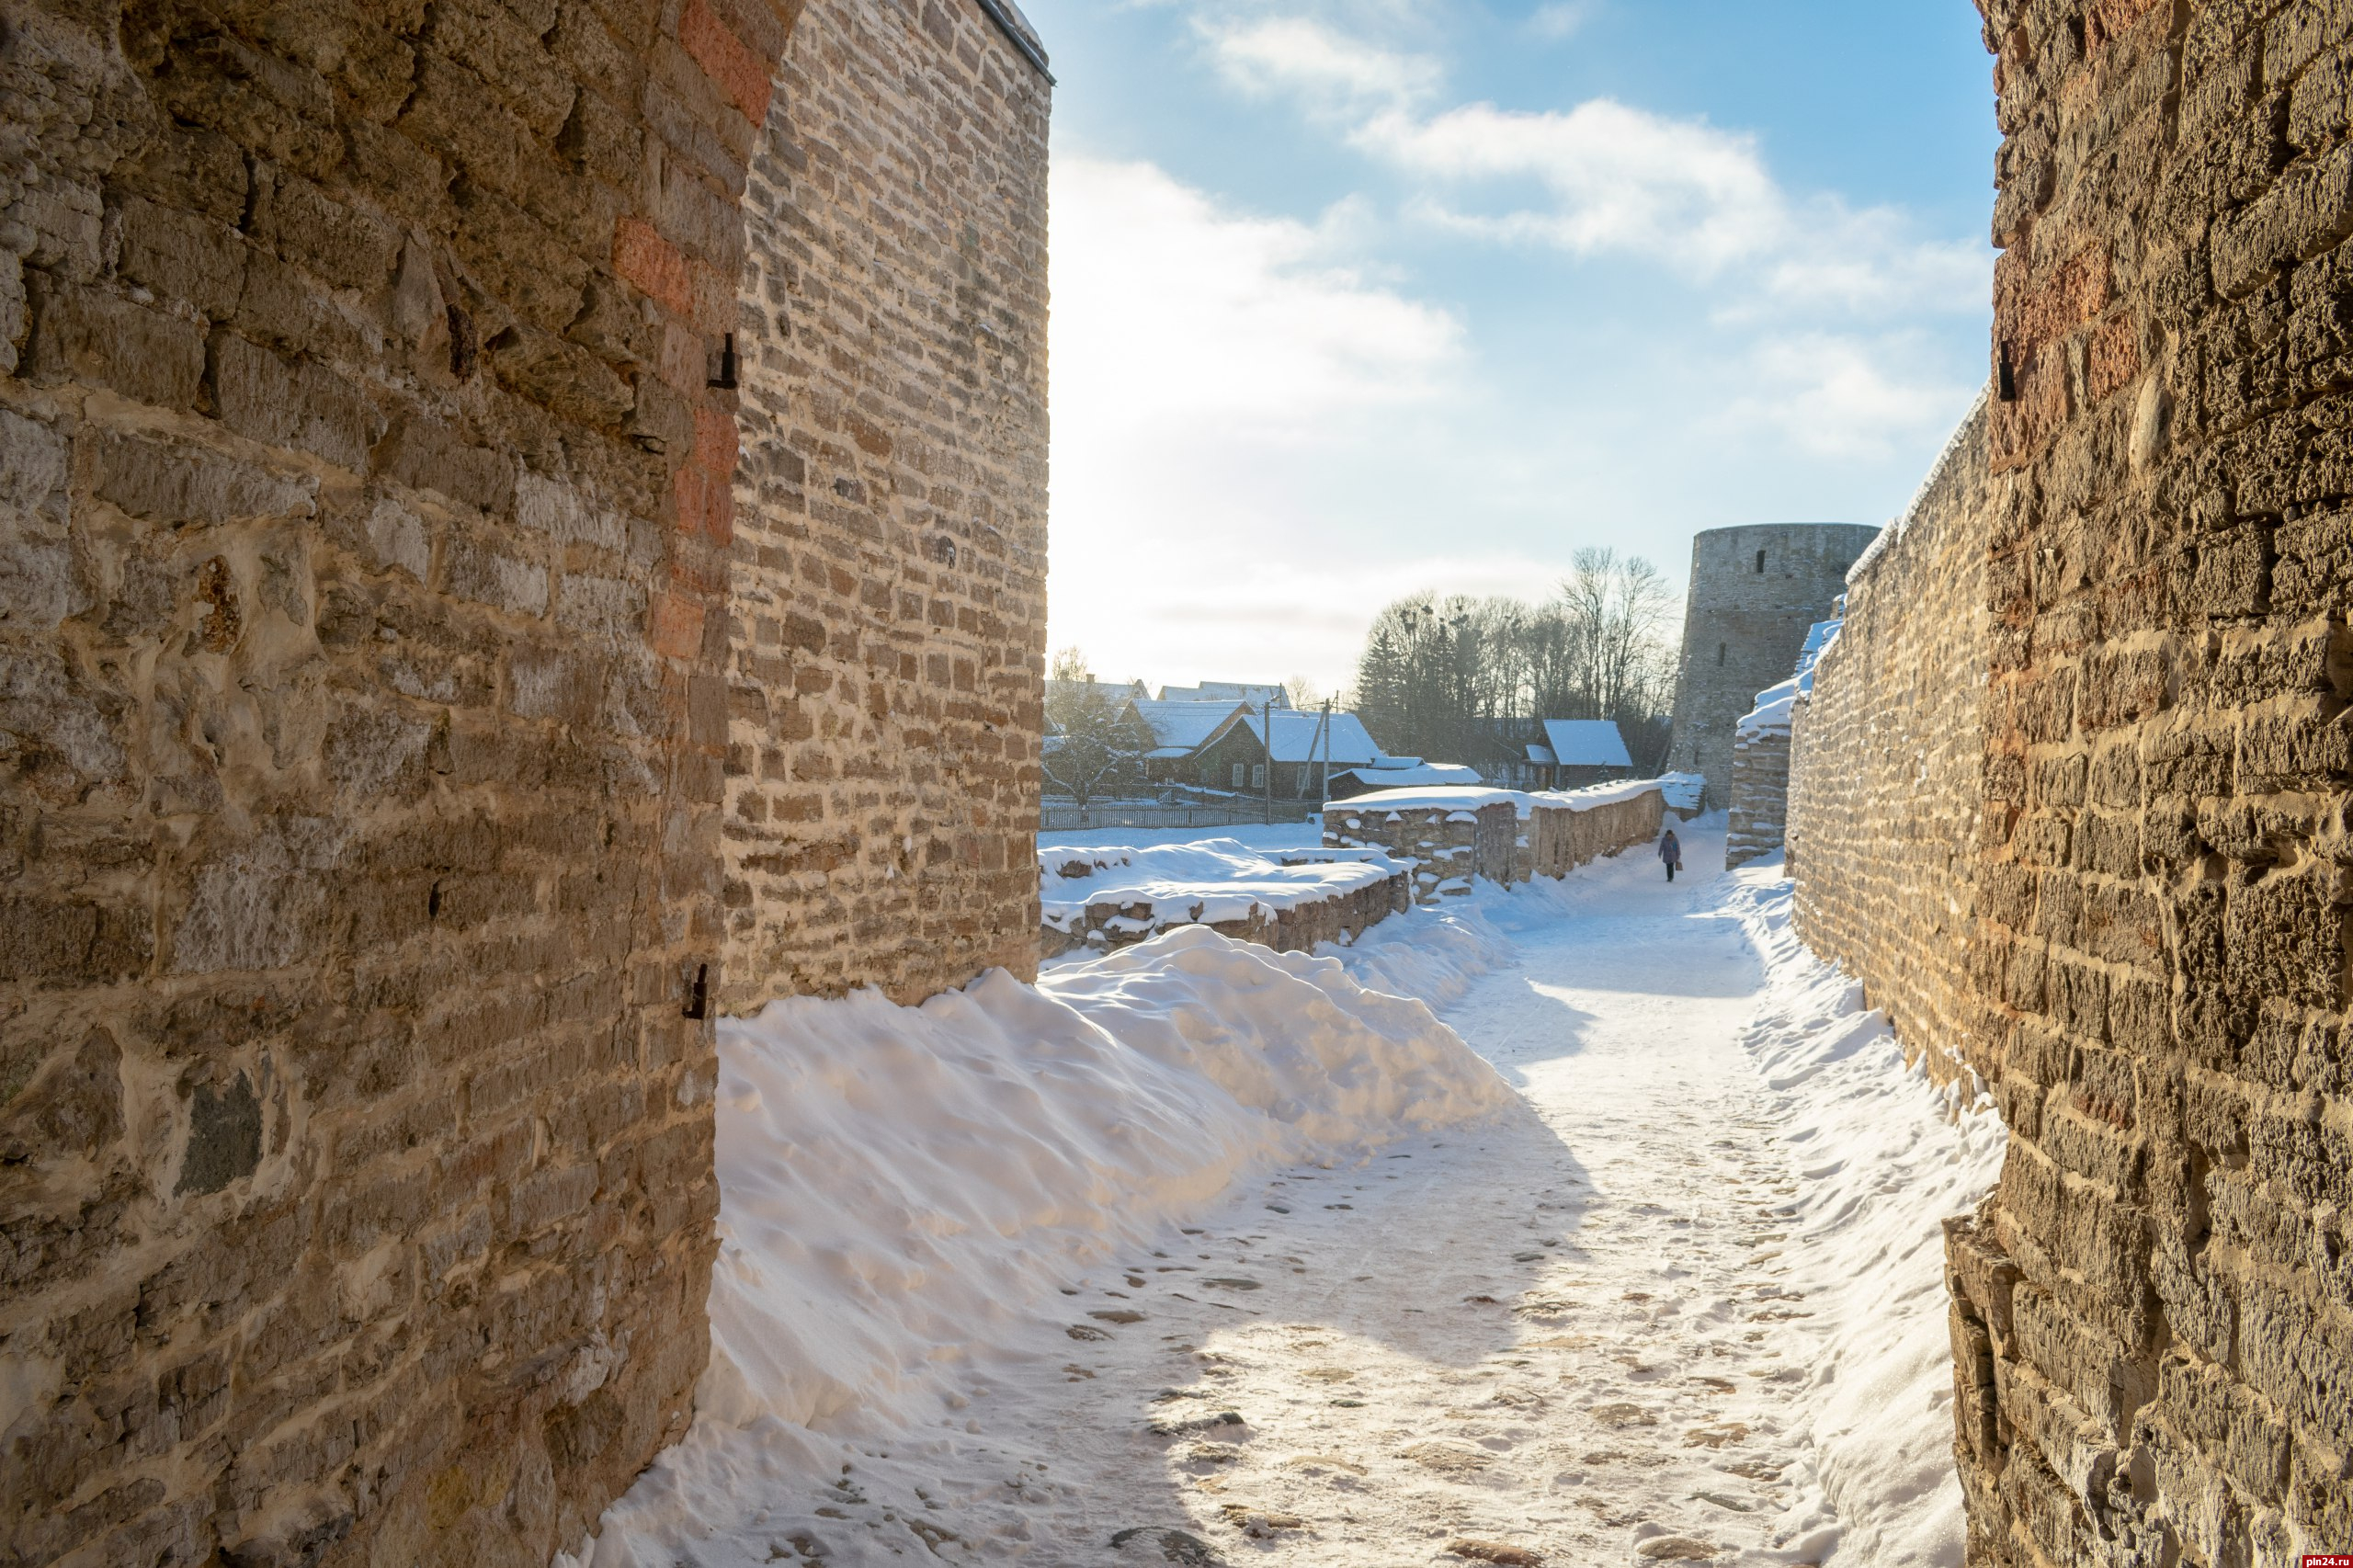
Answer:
1658 833 1681 864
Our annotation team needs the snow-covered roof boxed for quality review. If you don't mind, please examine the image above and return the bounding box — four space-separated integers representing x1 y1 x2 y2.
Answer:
1526 744 1556 766
1334 763 1483 789
1228 709 1385 766
1159 681 1290 708
1540 719 1633 768
1127 699 1250 758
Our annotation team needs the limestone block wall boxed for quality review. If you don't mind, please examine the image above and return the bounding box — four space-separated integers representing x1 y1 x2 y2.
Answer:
1324 800 1518 899
1327 790 1665 896
1725 726 1790 870
1943 3 2353 1562
1038 869 1410 960
0 1 1050 1565
1526 790 1665 879
1784 400 1991 1086
722 0 1049 1006
1664 522 1880 806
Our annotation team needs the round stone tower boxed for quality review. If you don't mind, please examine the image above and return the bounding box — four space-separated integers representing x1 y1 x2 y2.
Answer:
1665 522 1882 805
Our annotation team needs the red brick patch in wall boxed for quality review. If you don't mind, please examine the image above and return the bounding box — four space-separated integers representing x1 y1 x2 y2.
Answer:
681 0 778 127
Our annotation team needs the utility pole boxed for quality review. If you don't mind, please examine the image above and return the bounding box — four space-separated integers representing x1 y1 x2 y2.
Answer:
1261 698 1274 825
1315 698 1333 806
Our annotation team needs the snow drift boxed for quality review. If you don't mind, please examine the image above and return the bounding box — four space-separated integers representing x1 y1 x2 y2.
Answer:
1724 860 2006 1567
563 924 1512 1564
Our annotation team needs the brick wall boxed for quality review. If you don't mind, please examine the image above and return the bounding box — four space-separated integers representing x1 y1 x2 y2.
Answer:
722 0 1048 1007
1785 400 1993 1086
1944 2 2353 1562
0 0 1050 1562
1664 522 1880 806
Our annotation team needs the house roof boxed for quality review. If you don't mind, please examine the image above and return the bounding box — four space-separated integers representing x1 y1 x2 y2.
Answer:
1220 709 1386 766
1335 763 1483 788
1127 699 1250 758
1539 719 1633 768
1158 681 1290 708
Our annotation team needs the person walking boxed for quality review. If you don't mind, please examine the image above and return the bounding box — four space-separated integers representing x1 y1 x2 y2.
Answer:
1659 826 1683 882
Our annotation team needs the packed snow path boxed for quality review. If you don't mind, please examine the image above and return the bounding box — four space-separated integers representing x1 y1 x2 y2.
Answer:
999 819 1819 1566
578 816 1995 1567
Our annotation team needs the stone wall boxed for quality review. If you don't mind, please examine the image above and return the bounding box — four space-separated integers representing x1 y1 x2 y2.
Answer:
1324 799 1519 899
722 0 1048 1007
1525 789 1666 880
1038 866 1410 960
1725 724 1790 871
0 0 1051 1563
1942 2 2353 1562
1326 789 1666 896
1784 400 1992 1084
1664 522 1880 806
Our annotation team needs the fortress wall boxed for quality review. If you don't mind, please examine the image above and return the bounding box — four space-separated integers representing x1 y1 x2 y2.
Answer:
0 1 1050 1563
1940 3 2353 1562
722 0 1049 1008
1784 401 1993 1088
1664 522 1879 806
1724 723 1791 871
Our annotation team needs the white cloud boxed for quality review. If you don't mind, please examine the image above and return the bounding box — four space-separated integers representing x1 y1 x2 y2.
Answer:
1047 154 1477 687
1717 332 1977 459
1371 99 1785 273
1527 0 1598 41
1189 12 1985 320
1203 16 1440 117
1049 154 1462 442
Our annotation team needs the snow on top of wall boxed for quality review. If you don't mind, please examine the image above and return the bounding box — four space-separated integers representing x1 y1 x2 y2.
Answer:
1739 677 1802 738
1656 772 1705 812
1340 778 1671 820
1847 384 1993 586
1037 838 1401 933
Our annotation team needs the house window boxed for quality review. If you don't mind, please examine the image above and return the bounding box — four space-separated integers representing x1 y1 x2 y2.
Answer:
1251 764 1266 790
1232 763 1245 789
1755 548 1768 574
1716 642 1727 666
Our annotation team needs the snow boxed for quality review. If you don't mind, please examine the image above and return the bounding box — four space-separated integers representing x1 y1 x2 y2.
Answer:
1340 777 1674 819
563 822 2002 1568
1129 699 1251 758
1039 838 1402 935
1718 858 2006 1566
1738 679 1801 737
1037 819 1325 852
1232 707 1386 766
1332 763 1484 790
1540 718 1634 768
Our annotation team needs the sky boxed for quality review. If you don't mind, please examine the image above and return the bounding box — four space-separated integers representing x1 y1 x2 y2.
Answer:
1024 0 2001 698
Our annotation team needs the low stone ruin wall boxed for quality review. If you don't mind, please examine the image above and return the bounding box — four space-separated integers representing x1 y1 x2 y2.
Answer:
1725 727 1791 870
1040 866 1410 960
1525 790 1666 880
1324 801 1519 900
1328 787 1665 900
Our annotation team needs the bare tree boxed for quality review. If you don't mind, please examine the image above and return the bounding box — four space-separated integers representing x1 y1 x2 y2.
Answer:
1042 647 1154 806
1349 559 1677 769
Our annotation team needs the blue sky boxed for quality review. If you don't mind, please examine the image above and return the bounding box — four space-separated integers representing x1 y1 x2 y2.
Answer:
1025 0 2000 696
